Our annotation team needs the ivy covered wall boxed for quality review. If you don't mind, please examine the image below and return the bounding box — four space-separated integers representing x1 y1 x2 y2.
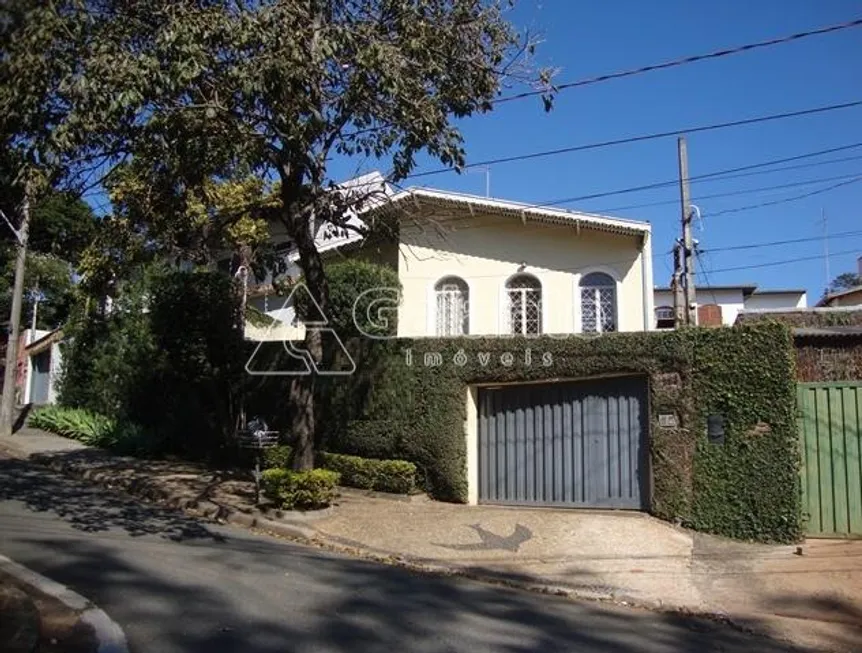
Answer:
258 323 801 542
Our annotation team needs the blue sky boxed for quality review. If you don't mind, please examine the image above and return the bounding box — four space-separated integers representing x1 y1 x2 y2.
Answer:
345 0 862 302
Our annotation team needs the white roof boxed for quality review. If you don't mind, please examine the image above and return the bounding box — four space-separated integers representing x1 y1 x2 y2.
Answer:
279 172 649 264
386 186 651 237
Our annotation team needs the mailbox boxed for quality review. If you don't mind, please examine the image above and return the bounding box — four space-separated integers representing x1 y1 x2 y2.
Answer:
707 414 725 445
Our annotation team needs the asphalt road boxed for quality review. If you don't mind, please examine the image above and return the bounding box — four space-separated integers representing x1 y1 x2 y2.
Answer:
0 456 799 653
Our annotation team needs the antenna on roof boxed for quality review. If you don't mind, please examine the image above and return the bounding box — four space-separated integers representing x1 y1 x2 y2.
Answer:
468 165 491 197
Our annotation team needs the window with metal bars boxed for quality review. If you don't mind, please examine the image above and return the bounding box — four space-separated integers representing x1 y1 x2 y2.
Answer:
580 272 617 333
435 276 469 336
506 274 542 335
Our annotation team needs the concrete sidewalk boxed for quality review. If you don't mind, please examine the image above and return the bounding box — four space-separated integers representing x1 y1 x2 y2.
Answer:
2 427 860 652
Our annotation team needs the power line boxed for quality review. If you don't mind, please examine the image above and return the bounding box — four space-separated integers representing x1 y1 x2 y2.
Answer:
546 164 862 211
600 152 862 212
704 229 862 253
705 176 862 216
706 247 861 274
584 142 862 205
697 172 861 201
496 17 862 105
407 100 862 179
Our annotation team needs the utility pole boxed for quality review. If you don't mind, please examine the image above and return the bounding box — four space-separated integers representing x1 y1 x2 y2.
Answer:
0 186 31 436
678 136 696 326
672 242 685 327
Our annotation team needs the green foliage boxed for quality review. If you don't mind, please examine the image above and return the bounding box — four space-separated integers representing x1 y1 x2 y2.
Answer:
828 272 862 294
262 445 293 470
0 191 99 330
59 267 245 460
29 405 113 445
294 259 401 337
686 327 800 542
317 452 416 495
28 405 161 456
260 324 801 542
260 468 340 510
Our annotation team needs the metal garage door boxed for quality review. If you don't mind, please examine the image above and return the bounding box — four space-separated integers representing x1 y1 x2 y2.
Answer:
478 377 648 509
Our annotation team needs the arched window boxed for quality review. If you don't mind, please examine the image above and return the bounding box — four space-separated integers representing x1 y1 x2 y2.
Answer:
506 274 542 335
580 272 617 333
435 276 469 336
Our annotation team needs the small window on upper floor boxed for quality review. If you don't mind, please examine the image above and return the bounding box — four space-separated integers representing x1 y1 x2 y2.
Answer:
580 272 617 333
435 276 469 336
506 274 542 335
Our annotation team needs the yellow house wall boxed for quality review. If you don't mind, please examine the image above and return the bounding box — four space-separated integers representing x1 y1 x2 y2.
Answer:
397 213 649 337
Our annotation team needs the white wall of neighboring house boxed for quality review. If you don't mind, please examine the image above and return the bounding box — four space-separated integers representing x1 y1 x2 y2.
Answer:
20 329 62 405
652 287 807 327
745 291 807 311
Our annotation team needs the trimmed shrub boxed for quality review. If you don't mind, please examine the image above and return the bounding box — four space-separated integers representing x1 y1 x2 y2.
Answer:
317 452 416 494
261 445 293 469
260 468 339 510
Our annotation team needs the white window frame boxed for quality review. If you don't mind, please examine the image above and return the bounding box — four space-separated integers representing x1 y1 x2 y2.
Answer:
505 273 543 336
576 270 619 333
433 276 470 336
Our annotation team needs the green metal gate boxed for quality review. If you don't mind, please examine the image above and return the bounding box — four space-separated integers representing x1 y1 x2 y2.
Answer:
798 383 862 537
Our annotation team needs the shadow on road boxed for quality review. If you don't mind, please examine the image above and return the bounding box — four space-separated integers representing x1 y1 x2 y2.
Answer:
0 457 818 653
0 458 224 542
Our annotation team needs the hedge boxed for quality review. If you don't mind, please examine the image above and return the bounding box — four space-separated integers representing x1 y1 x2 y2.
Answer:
285 323 801 543
260 468 339 510
317 452 416 494
260 445 417 495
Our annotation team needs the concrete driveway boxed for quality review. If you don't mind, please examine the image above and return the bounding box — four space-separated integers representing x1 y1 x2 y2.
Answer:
312 491 862 652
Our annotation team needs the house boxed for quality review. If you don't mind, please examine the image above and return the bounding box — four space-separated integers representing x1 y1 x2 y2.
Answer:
246 172 654 340
12 328 64 406
816 257 862 307
653 284 807 328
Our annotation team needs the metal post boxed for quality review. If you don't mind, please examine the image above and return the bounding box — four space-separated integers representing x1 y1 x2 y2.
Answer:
678 137 696 325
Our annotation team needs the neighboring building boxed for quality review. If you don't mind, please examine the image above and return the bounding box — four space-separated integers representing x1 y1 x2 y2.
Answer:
816 257 862 308
246 173 655 340
653 284 807 329
13 328 64 406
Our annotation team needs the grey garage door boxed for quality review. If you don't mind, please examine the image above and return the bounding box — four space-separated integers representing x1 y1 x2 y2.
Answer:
478 377 648 509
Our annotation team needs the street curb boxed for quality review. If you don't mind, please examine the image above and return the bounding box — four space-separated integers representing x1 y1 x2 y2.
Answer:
0 554 129 653
2 438 803 649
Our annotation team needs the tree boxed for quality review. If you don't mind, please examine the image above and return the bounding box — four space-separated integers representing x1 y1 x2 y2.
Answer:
827 271 862 294
0 192 100 330
81 0 548 469
0 1 143 432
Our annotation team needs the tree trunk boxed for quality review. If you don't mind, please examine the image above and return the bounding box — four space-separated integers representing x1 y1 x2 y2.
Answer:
281 184 329 471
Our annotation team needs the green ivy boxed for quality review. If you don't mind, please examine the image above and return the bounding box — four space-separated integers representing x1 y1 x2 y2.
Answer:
257 323 801 542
